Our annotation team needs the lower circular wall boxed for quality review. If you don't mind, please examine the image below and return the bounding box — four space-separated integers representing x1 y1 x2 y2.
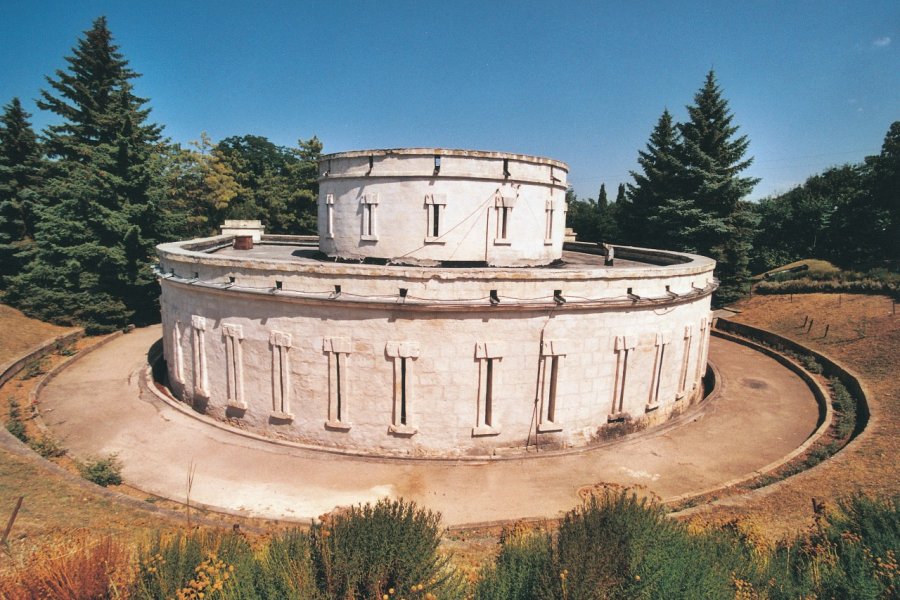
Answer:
157 241 715 457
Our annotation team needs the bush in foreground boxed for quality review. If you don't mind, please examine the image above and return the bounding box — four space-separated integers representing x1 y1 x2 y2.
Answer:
311 498 464 599
2 495 897 598
78 454 123 487
0 534 131 599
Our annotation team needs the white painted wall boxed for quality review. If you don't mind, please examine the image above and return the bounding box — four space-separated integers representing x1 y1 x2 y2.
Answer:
318 149 569 267
157 240 715 457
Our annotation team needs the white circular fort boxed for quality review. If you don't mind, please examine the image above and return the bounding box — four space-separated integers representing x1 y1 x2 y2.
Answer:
156 148 717 458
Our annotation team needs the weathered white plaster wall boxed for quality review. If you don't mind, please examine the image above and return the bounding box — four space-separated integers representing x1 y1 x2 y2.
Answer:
156 147 717 457
318 149 569 267
157 239 715 457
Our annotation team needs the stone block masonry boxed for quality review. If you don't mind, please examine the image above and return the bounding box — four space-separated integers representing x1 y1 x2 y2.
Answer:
157 148 716 457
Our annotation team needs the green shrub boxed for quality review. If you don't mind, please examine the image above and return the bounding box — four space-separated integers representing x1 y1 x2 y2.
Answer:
78 454 123 487
830 378 858 440
5 399 28 442
311 498 464 599
473 527 550 600
755 272 900 299
55 341 77 356
21 358 47 379
133 528 324 600
5 418 27 443
787 494 900 599
251 529 320 599
549 492 750 599
28 435 66 458
799 354 824 374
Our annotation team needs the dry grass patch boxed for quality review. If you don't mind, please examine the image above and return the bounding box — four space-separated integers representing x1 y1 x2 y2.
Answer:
0 304 78 365
702 293 900 540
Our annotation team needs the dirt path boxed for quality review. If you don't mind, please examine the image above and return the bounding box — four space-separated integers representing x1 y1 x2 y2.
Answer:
38 326 819 526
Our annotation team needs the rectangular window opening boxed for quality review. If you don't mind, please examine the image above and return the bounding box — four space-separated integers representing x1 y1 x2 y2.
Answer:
484 359 494 427
363 205 373 236
229 276 235 284
278 353 286 409
547 356 559 422
335 354 342 422
500 207 509 239
432 204 441 237
400 357 407 425
399 288 408 298
275 280 283 290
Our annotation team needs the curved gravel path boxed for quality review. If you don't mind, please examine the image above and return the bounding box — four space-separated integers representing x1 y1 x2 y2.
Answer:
38 326 819 526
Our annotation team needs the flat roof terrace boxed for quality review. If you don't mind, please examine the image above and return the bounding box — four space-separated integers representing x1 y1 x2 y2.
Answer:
211 242 649 270
158 235 716 309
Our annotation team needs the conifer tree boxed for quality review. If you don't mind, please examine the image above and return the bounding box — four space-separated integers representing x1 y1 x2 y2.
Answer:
675 71 759 302
862 121 900 262
623 108 683 247
615 183 626 204
0 98 44 288
291 136 323 233
597 183 608 208
6 17 164 331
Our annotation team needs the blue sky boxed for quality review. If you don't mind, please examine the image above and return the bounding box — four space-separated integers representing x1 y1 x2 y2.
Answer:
1 1 897 200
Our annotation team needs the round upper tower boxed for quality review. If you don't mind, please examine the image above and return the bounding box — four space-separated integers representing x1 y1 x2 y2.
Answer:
317 149 569 267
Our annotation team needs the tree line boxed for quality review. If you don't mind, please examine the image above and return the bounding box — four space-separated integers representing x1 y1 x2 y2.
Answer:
0 18 321 332
569 72 898 304
1 18 896 332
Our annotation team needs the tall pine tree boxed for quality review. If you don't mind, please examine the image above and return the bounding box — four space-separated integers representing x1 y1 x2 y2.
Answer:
676 71 759 302
6 17 164 332
623 109 683 248
0 98 44 288
862 121 900 262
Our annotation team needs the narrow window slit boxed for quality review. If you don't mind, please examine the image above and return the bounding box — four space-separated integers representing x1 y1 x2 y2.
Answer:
484 359 494 427
400 357 407 425
335 355 342 422
547 356 559 422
